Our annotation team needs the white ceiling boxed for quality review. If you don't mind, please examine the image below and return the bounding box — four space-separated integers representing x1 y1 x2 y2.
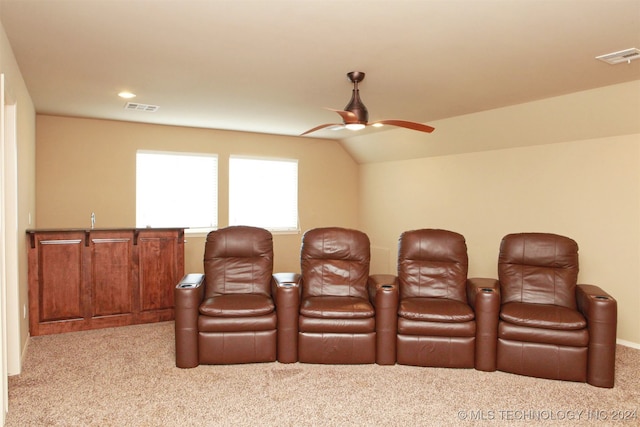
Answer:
1 0 639 162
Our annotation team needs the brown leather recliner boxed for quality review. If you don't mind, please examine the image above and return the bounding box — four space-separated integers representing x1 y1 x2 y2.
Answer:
395 229 500 370
274 227 398 364
174 226 294 367
496 233 617 387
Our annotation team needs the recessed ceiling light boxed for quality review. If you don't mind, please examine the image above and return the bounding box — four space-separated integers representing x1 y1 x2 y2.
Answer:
118 91 136 99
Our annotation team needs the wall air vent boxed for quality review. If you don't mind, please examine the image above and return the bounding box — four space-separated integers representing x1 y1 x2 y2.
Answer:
124 102 159 112
596 48 640 65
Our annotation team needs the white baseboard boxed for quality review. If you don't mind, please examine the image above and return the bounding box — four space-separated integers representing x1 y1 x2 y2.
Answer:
9 333 31 377
617 339 640 350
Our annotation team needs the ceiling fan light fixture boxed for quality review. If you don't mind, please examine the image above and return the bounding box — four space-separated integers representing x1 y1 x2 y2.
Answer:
345 123 366 131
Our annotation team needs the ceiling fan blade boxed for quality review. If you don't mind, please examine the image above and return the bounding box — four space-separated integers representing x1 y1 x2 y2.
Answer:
326 108 359 123
300 123 343 136
370 119 435 133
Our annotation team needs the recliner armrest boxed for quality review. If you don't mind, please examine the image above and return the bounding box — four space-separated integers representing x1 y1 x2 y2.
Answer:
175 273 205 307
467 277 500 372
175 273 205 368
466 277 500 309
577 284 617 388
367 274 396 301
175 273 205 311
273 272 301 363
369 274 399 365
576 284 616 319
272 272 301 293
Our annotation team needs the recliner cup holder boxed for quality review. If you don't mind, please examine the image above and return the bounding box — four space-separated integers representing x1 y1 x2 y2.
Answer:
595 295 610 300
381 284 393 289
481 288 494 292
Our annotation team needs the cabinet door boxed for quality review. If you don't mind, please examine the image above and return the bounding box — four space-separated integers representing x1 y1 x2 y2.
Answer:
28 232 86 335
89 232 134 319
136 229 184 321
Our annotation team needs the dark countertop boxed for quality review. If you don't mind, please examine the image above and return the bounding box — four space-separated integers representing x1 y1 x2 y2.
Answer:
26 227 186 233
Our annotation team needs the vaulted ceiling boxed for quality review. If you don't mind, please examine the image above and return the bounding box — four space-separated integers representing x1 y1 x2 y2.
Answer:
1 0 639 162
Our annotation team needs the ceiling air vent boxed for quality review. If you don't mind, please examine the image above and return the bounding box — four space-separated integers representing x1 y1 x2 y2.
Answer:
596 48 640 65
124 102 159 112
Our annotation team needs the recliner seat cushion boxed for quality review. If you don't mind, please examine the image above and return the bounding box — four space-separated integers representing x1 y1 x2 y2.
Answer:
500 302 586 330
498 321 588 347
398 318 475 337
199 313 277 332
300 296 374 319
299 315 375 333
199 294 275 317
399 297 474 322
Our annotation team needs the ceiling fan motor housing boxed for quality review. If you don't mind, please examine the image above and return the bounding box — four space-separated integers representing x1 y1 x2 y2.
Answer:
345 72 368 124
344 90 368 124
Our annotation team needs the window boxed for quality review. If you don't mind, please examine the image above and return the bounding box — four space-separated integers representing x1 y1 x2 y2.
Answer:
136 151 217 230
229 156 298 232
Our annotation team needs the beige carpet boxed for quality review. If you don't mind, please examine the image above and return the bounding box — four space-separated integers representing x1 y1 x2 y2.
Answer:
7 322 640 426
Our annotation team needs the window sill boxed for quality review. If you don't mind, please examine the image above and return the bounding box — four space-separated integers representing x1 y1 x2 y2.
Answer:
183 227 301 239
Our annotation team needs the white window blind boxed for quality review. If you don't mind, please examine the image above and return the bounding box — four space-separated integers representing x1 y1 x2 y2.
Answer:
136 151 218 230
229 156 299 232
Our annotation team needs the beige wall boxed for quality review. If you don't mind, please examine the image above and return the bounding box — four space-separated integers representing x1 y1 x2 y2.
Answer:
358 85 640 344
35 115 360 274
1 17 36 374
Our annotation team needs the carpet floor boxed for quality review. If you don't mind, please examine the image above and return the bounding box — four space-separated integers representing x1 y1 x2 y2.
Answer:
7 321 640 426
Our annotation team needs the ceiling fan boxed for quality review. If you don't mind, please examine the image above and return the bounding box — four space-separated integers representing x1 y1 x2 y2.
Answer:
301 71 435 136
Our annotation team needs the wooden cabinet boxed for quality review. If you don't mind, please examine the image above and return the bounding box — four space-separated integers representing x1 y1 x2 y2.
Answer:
27 228 184 336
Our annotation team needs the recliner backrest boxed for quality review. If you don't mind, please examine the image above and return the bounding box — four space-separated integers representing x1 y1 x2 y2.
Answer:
203 226 274 297
301 227 370 299
398 229 468 303
498 232 579 309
